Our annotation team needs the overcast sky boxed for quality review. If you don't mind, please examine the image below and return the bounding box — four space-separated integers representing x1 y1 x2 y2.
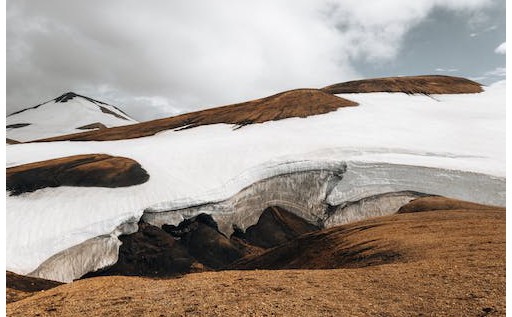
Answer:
7 0 506 121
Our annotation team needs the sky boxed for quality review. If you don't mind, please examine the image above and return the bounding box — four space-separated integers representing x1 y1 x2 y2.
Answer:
6 0 506 121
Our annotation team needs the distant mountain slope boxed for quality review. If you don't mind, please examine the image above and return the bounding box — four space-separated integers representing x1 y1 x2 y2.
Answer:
34 89 357 142
7 92 137 142
30 75 482 143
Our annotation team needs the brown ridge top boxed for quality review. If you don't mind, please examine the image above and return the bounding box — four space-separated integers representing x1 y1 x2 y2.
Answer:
33 89 357 142
7 154 149 195
6 138 20 144
76 122 108 130
322 75 483 95
7 207 505 316
397 196 504 213
6 123 31 129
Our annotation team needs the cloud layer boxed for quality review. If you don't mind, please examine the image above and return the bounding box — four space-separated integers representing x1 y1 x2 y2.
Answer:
7 0 494 120
494 42 506 54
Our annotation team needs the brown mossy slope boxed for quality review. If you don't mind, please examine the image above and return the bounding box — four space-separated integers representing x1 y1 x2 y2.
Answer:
76 122 107 130
322 75 483 95
232 199 504 270
6 138 20 144
397 196 505 213
7 208 505 317
7 154 149 195
34 89 357 142
7 271 63 304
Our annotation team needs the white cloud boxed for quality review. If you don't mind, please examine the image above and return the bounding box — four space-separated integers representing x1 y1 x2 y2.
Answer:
469 24 497 38
485 67 506 77
7 0 493 120
471 66 506 83
435 68 459 72
494 42 506 54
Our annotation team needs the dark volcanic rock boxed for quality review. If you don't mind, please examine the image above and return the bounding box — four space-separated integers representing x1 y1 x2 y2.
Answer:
164 214 245 269
54 92 79 103
7 123 31 129
85 214 247 279
7 271 63 293
7 271 63 304
77 122 108 130
6 138 20 144
7 154 149 195
232 206 320 249
84 221 196 278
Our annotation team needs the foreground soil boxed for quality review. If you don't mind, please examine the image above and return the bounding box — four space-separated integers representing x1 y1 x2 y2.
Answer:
7 208 505 316
6 272 63 304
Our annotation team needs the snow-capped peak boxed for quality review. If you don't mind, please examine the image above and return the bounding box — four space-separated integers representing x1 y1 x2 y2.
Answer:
7 92 138 142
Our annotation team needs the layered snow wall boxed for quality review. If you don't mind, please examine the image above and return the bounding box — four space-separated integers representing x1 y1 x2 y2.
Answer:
27 160 505 282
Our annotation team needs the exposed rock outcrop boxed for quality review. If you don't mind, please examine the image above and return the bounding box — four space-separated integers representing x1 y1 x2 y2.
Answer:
6 138 20 144
7 154 149 195
84 208 319 279
83 221 197 278
163 214 245 269
7 123 31 129
232 206 320 249
77 122 107 130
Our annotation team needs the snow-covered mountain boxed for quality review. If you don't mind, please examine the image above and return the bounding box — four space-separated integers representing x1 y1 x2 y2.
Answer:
7 92 137 142
5 75 505 282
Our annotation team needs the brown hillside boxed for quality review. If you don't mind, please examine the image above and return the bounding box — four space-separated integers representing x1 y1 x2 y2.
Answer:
397 196 504 213
7 207 505 316
76 122 107 130
6 138 20 144
7 154 149 195
33 89 357 142
322 75 483 95
6 271 62 303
